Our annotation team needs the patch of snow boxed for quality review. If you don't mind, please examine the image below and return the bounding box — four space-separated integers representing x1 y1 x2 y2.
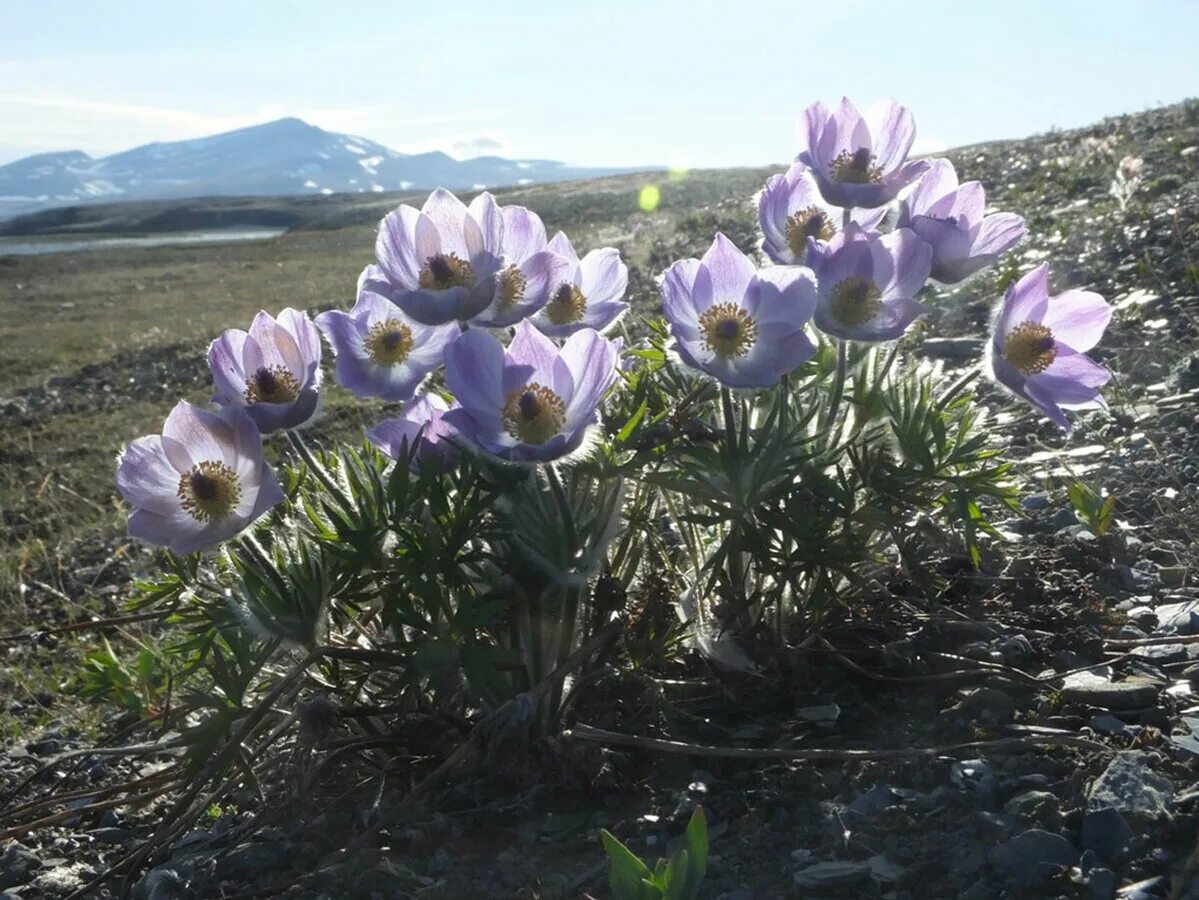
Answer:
471 183 486 190
320 188 334 195
303 180 319 189
316 152 330 160
516 162 532 170
400 180 413 189
349 178 357 185
370 184 384 193
358 155 383 175
343 142 367 156
517 178 532 185
80 180 124 197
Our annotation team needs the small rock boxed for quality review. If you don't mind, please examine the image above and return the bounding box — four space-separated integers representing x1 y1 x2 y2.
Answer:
991 829 1077 884
1081 807 1133 861
0 843 43 890
90 827 138 845
1089 713 1136 736
1005 790 1060 826
1155 599 1199 634
1085 866 1118 900
793 861 870 890
1132 643 1189 664
1062 677 1161 710
847 784 901 820
1087 751 1174 822
919 337 984 360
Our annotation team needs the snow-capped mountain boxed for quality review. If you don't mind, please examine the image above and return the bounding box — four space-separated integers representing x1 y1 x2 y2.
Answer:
0 118 633 219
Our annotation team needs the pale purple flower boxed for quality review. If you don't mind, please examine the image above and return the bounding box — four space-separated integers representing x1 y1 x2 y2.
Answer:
810 225 931 342
314 291 455 403
116 402 284 555
758 162 886 266
470 204 575 328
897 159 1025 284
368 188 504 325
989 265 1112 430
531 231 629 338
366 393 458 470
661 233 817 388
798 97 931 209
209 308 322 433
443 320 622 463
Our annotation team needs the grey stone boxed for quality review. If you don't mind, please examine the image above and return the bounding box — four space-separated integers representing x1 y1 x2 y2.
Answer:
991 829 1077 884
1089 713 1135 736
1132 643 1189 664
919 337 984 360
90 827 138 845
792 861 870 889
1153 599 1199 634
0 843 42 891
1087 751 1173 822
847 784 901 820
1086 866 1117 900
1004 790 1058 817
1081 807 1133 861
1062 677 1161 710
213 842 294 881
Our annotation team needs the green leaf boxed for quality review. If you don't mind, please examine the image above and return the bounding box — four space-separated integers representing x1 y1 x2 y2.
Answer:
601 829 654 900
681 806 708 898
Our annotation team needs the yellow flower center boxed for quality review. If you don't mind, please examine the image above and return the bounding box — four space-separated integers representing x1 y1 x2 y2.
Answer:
177 460 240 523
1003 321 1057 375
828 276 883 327
829 147 883 184
496 265 528 310
418 252 475 291
244 365 300 405
364 320 414 366
502 383 566 445
698 302 758 359
545 282 588 325
784 207 835 257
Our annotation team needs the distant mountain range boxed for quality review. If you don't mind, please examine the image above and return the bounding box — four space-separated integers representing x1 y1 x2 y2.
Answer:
0 118 636 219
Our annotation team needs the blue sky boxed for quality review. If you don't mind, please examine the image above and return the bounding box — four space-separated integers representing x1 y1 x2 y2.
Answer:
1 0 1196 168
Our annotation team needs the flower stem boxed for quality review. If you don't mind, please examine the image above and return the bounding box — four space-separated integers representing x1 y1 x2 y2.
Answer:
285 430 354 512
720 387 739 457
822 340 849 432
543 464 582 722
842 206 852 230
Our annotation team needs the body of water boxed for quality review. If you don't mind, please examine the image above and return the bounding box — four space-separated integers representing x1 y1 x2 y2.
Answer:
0 227 289 257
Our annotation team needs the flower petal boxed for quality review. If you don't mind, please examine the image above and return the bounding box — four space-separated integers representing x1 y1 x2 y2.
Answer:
1041 289 1112 353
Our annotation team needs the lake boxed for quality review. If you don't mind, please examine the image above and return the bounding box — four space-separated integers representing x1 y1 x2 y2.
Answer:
0 227 289 257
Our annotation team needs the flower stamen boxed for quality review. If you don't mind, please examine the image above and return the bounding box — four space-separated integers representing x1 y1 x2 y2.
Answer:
177 460 240 522
828 276 883 328
698 303 758 359
244 365 300 405
784 207 836 257
418 252 475 291
364 320 414 366
545 282 588 325
829 147 884 184
1003 321 1057 374
502 383 566 445
496 265 528 310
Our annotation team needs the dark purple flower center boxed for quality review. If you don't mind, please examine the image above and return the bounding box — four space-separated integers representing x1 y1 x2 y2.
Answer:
419 252 474 291
502 383 566 445
698 303 758 359
1003 321 1057 375
177 460 240 522
364 320 414 365
784 207 835 257
244 365 300 405
545 282 587 325
828 276 883 327
829 147 884 184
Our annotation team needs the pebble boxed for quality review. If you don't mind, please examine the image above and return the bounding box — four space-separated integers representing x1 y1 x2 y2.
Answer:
1062 677 1161 710
1087 751 1174 821
990 829 1077 884
0 843 43 891
1081 807 1134 861
792 861 870 889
